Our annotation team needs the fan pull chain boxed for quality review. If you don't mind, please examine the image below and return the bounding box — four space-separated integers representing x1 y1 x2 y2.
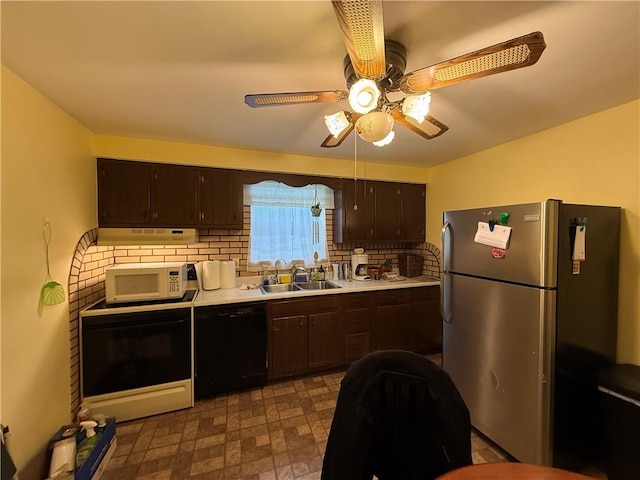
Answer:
353 135 358 211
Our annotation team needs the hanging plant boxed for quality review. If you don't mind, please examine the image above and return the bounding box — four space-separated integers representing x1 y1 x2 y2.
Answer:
310 203 322 217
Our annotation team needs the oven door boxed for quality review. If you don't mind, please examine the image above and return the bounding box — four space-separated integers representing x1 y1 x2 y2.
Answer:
81 307 191 397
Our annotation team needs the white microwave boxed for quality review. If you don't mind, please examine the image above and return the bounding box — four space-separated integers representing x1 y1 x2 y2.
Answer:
105 262 188 304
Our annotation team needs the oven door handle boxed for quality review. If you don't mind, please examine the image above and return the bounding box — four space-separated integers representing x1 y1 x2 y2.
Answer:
83 316 189 330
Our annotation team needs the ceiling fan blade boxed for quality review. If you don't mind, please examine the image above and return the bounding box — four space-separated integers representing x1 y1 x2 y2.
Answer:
390 108 449 140
245 91 348 108
331 1 386 80
399 31 547 94
321 124 355 148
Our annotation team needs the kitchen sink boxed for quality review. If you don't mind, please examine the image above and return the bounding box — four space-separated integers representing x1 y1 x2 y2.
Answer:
260 283 302 294
295 281 342 290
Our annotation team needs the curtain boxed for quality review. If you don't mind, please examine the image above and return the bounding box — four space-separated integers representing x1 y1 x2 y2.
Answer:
245 181 332 269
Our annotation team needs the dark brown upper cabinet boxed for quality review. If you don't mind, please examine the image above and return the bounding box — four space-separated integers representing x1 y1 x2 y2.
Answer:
400 183 426 241
98 158 153 226
97 158 242 229
334 178 426 243
333 179 376 243
199 168 242 230
153 163 200 227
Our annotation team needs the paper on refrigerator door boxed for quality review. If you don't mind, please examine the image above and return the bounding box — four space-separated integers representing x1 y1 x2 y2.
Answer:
474 222 512 249
573 226 586 261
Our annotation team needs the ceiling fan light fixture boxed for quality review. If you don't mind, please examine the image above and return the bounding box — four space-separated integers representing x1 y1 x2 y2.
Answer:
355 111 394 143
402 92 431 123
324 111 350 137
348 78 381 113
372 129 395 147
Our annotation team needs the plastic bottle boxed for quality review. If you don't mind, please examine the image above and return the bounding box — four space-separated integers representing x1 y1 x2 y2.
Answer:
75 420 99 468
76 402 91 423
318 265 325 281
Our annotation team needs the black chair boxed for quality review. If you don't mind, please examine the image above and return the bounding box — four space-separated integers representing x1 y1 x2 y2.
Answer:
321 350 472 480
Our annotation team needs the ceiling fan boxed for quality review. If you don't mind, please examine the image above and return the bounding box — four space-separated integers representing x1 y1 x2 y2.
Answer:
245 1 546 148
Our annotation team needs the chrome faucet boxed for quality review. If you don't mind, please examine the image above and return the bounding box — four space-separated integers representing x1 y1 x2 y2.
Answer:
292 263 307 280
274 259 287 274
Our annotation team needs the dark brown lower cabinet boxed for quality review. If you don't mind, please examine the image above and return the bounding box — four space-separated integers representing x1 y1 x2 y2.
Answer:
270 315 308 378
375 289 412 351
410 286 443 352
269 296 340 379
308 311 341 369
341 292 375 362
268 286 442 379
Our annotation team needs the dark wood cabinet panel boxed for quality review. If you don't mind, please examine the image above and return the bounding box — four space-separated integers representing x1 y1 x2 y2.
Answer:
340 292 375 363
410 286 442 352
400 183 426 242
98 158 152 226
268 287 440 379
308 311 341 369
334 179 376 242
270 297 341 379
376 289 411 306
153 163 199 226
374 181 402 240
375 303 412 350
270 315 308 378
199 168 242 229
97 158 243 229
345 332 372 363
333 178 426 243
344 308 373 334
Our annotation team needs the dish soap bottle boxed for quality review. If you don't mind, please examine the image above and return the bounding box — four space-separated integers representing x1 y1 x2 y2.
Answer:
75 420 99 468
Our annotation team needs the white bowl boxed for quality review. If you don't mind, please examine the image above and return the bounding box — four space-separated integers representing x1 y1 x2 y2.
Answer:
353 248 365 254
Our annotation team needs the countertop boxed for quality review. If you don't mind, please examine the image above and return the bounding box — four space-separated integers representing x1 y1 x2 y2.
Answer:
193 275 440 307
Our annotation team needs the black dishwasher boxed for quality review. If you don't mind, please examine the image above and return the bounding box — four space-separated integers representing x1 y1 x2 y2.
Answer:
194 302 267 398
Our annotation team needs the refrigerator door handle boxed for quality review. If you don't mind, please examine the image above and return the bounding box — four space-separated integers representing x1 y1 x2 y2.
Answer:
440 221 452 322
440 221 451 272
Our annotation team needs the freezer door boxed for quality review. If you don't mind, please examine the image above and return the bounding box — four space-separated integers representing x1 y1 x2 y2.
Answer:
442 201 559 288
442 274 555 465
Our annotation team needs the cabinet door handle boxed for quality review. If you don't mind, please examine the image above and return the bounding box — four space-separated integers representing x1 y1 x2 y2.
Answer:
299 320 303 327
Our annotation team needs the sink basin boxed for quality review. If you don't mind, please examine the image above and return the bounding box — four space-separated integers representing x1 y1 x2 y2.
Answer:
295 281 342 290
260 283 302 294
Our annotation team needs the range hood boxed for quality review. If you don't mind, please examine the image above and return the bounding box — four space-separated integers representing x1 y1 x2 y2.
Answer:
98 228 199 246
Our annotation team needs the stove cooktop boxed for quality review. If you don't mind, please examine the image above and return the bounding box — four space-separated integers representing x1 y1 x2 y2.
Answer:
86 289 198 311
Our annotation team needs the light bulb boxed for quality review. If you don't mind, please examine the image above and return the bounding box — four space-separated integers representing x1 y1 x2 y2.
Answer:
348 79 381 114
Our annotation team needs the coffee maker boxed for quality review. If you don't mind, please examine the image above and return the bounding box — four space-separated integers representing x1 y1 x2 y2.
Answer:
351 253 371 281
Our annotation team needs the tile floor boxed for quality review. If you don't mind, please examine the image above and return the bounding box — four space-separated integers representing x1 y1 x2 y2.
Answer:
101 354 606 480
101 354 515 480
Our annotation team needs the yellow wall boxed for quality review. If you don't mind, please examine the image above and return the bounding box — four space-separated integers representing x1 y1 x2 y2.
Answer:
0 66 95 471
427 100 640 364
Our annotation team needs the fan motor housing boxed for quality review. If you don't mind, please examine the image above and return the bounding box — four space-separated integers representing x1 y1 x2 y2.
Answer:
343 39 407 91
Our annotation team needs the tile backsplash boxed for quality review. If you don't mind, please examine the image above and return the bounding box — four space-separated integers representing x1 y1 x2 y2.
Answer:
67 207 441 418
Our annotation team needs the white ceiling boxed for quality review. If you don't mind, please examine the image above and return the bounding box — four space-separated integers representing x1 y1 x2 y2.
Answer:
2 1 639 167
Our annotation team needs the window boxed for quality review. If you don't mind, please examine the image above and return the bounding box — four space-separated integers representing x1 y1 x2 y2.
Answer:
244 181 334 269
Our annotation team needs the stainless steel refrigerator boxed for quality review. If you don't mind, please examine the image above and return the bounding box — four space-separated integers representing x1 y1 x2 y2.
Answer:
441 199 620 469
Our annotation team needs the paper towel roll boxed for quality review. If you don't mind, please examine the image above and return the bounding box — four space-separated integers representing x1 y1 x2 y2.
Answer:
202 260 221 290
220 260 236 289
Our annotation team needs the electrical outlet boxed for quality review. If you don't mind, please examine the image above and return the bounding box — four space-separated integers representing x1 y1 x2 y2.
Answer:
232 258 240 268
